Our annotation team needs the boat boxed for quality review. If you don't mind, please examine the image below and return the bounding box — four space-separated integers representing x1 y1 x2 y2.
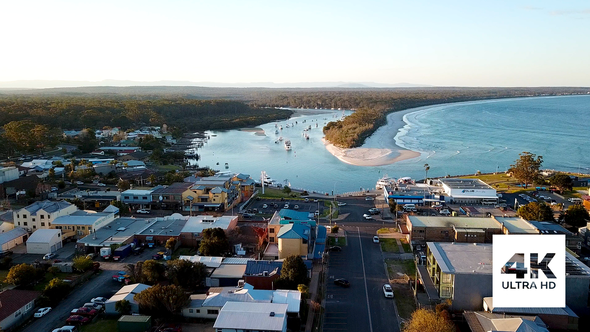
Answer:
376 175 396 190
275 130 279 135
280 126 283 130
305 133 309 140
274 140 279 144
278 136 283 141
225 162 229 169
284 140 292 151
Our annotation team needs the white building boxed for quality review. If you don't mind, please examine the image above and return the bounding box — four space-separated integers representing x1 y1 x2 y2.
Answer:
0 167 19 184
0 228 28 252
0 290 40 331
438 178 498 204
13 200 77 232
213 302 288 332
104 283 151 315
26 229 63 254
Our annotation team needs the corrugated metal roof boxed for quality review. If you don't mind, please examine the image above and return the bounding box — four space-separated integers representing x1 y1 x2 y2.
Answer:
223 257 255 265
118 315 151 323
213 302 288 331
244 260 283 276
277 223 310 240
27 229 61 243
0 228 28 245
22 200 73 215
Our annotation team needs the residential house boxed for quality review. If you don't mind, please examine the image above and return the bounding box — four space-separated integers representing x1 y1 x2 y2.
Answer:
121 187 162 209
207 262 248 287
267 210 316 245
150 182 193 211
26 229 63 254
104 283 151 315
0 211 14 233
276 224 310 259
232 173 256 199
183 174 241 212
179 215 238 247
213 302 288 332
13 200 77 232
0 175 41 199
0 290 41 331
0 228 28 252
98 147 141 156
463 311 550 332
243 260 283 290
51 210 116 239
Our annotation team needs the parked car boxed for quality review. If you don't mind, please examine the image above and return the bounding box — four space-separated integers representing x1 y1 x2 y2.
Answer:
83 302 103 311
313 199 319 203
383 284 394 298
52 326 78 332
152 253 164 260
439 209 451 216
136 209 150 214
66 315 90 324
294 205 299 210
368 208 380 214
90 297 108 305
157 323 183 332
97 183 106 187
43 253 56 260
365 196 374 201
34 307 52 317
373 236 380 243
314 210 320 216
328 246 342 252
432 204 444 209
262 204 268 209
51 187 58 192
70 307 97 317
337 202 347 206
76 181 84 185
86 253 96 259
284 203 289 209
363 213 373 220
304 198 310 203
334 278 350 288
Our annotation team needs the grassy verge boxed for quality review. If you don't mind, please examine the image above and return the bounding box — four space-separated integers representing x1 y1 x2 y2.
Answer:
377 228 395 234
380 238 399 253
400 238 412 253
34 272 70 292
393 285 416 320
386 259 416 281
327 237 347 246
258 188 301 199
460 173 526 193
80 318 118 332
173 247 198 259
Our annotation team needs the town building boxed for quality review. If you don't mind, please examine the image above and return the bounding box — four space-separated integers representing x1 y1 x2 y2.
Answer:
121 187 162 209
267 210 316 245
76 217 155 253
213 302 289 332
51 210 116 239
150 182 193 211
183 173 241 212
134 215 187 246
276 224 310 259
0 228 28 252
104 283 151 315
13 200 77 232
179 215 238 247
0 167 19 184
26 229 62 254
406 216 502 245
463 311 550 332
437 178 498 204
0 290 40 331
232 173 256 199
239 260 282 289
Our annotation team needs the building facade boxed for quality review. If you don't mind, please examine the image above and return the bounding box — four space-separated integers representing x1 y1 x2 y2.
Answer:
13 200 77 232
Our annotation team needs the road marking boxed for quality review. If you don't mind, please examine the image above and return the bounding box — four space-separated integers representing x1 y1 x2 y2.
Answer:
358 226 374 332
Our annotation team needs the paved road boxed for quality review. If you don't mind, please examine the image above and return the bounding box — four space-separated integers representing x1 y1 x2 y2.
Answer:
323 196 400 332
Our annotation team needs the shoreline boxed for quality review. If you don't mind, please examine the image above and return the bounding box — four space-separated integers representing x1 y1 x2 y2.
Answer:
322 107 422 166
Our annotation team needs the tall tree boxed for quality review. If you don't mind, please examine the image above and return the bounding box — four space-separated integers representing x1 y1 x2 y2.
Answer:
43 278 71 305
134 284 189 316
549 173 573 192
115 299 132 315
117 179 131 191
275 255 309 289
72 256 94 272
5 263 38 286
403 308 456 332
509 152 543 188
518 202 554 221
199 228 230 256
166 259 207 289
564 204 590 228
141 260 165 284
77 128 98 153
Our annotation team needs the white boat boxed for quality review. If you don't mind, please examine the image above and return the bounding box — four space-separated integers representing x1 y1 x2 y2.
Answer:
278 136 283 141
376 175 396 190
284 140 292 151
275 130 279 135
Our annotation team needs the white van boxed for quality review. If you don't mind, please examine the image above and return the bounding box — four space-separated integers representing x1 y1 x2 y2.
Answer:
403 204 417 212
568 198 582 203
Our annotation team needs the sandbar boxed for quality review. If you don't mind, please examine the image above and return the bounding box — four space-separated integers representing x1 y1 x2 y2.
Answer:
323 108 421 166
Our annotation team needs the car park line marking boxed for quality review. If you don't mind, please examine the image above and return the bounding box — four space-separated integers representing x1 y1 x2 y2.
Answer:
358 227 374 332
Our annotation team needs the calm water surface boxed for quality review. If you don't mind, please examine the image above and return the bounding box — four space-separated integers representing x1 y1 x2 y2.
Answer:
193 95 590 193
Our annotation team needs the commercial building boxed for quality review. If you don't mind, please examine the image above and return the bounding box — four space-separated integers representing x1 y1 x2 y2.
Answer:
150 182 193 211
134 215 187 246
438 178 498 204
213 302 288 332
13 200 77 232
0 290 40 331
0 167 19 184
26 229 62 254
243 261 283 290
51 210 116 239
179 215 238 247
0 228 28 252
416 242 590 316
104 284 151 315
463 311 550 332
406 216 502 245
268 210 315 245
183 173 241 212
276 224 310 259
76 217 155 252
121 187 162 208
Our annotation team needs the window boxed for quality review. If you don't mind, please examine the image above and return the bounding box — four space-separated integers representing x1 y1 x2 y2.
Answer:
196 309 200 313
189 309 193 313
124 196 130 199
82 226 86 230
207 309 219 315
269 228 275 233
40 215 45 219
24 222 28 226
270 237 275 242
143 197 147 200
33 225 36 229
17 222 20 226
133 196 138 200
32 218 35 222
77 226 81 230
41 222 45 227
17 214 20 218
23 214 27 219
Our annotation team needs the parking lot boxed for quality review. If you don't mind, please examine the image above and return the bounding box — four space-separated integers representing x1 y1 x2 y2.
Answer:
243 198 326 218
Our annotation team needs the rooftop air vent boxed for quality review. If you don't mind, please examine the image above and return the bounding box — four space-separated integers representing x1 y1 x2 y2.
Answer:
270 312 275 317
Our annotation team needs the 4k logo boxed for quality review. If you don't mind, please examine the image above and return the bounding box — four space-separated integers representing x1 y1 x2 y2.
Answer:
493 235 565 308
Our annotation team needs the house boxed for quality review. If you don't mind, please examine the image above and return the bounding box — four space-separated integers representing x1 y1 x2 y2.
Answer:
276 224 310 259
121 187 162 209
76 217 155 253
0 228 28 252
13 200 77 232
179 215 238 247
267 210 316 245
481 297 578 331
26 229 62 254
150 182 193 211
463 311 550 332
416 242 590 316
0 290 41 331
51 210 116 239
104 283 151 315
183 284 300 320
207 263 248 287
117 151 149 162
406 216 502 246
243 260 283 290
183 174 241 212
232 173 256 199
0 175 42 200
213 302 288 332
0 211 14 233
0 167 19 184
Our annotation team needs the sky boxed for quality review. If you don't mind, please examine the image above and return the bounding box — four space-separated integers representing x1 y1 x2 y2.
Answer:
1 0 589 87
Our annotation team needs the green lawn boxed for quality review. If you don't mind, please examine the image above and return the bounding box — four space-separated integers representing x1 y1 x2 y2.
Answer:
173 247 197 259
0 270 9 290
380 238 399 253
327 237 347 246
460 173 525 193
377 228 395 234
80 318 118 332
258 188 301 199
400 238 412 253
393 285 417 320
34 272 70 292
386 259 417 281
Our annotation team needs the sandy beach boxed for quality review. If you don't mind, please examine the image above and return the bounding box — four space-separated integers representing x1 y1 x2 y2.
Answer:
323 108 421 166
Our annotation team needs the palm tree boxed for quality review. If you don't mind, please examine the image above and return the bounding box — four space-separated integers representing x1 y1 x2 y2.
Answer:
424 164 430 183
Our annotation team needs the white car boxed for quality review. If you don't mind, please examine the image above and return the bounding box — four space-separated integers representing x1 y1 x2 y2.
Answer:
97 183 106 187
363 213 373 220
284 204 290 209
52 326 77 332
313 199 319 203
262 204 268 209
76 181 84 185
83 302 103 311
34 307 52 317
294 205 299 210
373 236 380 243
383 284 394 298
439 209 451 216
365 196 374 201
43 253 56 260
91 297 108 305
136 209 150 214
337 202 347 206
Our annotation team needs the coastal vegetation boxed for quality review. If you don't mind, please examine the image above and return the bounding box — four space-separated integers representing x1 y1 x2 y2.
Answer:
509 152 543 189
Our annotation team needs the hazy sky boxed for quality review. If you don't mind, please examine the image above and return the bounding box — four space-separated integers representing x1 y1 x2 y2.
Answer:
1 0 589 86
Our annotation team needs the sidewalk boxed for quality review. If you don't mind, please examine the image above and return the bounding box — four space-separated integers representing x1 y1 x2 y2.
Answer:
305 261 323 332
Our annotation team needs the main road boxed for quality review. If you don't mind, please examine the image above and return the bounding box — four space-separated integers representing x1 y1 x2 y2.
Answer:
322 196 401 332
